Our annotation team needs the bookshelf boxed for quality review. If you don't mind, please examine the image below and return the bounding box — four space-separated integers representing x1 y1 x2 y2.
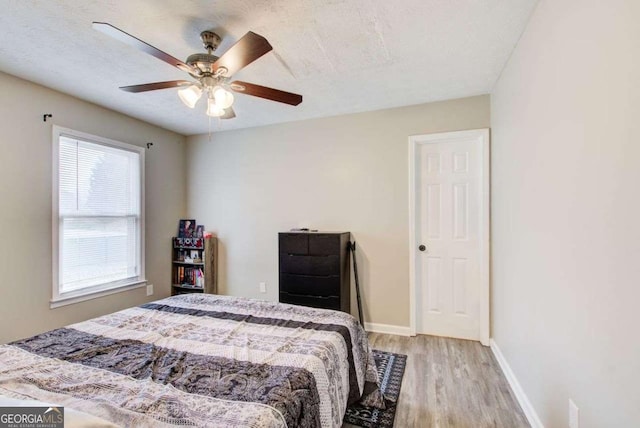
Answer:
171 236 217 295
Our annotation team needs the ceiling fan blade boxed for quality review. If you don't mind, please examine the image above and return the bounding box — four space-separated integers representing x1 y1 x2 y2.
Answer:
93 22 198 75
212 32 272 76
230 81 302 106
221 107 236 119
119 80 192 93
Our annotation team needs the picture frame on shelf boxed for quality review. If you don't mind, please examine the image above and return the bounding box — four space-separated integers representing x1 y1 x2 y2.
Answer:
195 225 205 238
178 219 196 238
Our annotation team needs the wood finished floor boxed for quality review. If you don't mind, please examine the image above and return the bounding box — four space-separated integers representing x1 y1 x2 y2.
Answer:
345 333 530 428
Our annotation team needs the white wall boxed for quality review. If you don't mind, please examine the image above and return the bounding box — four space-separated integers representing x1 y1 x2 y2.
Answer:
491 0 640 426
0 71 186 343
186 96 489 327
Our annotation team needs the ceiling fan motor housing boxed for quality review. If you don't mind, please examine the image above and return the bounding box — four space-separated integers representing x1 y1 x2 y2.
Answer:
185 31 224 76
186 53 220 75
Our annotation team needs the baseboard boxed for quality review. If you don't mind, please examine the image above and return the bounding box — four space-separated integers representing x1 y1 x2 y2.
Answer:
364 322 412 336
490 339 544 428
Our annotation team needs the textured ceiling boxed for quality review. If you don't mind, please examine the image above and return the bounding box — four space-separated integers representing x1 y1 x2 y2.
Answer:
0 0 537 136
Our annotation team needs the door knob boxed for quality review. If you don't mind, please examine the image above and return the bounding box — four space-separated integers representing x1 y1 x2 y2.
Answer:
418 245 426 252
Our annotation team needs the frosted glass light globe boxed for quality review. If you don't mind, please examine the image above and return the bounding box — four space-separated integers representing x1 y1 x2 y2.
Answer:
177 85 202 108
213 86 234 109
206 98 225 117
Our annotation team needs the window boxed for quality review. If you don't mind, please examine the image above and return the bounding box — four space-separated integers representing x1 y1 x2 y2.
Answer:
52 126 145 307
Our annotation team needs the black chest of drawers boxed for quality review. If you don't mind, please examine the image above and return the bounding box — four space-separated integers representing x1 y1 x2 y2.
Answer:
278 232 351 313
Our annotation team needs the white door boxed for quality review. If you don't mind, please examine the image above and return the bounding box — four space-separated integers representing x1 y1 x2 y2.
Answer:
409 129 489 344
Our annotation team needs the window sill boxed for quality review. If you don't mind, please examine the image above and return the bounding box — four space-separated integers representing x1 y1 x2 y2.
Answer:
50 280 147 309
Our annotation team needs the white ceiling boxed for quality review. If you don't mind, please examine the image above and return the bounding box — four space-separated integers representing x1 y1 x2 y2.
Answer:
0 0 537 136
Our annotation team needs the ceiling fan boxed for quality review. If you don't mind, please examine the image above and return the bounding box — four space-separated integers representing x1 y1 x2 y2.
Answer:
92 22 303 119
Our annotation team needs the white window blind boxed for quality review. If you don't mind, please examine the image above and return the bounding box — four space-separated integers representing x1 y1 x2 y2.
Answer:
54 129 144 303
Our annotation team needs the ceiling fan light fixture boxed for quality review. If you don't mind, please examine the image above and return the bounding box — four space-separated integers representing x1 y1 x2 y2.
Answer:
95 22 303 121
212 86 234 109
206 98 225 117
178 85 202 108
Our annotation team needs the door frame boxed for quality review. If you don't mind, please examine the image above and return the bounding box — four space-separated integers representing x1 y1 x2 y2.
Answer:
408 128 490 346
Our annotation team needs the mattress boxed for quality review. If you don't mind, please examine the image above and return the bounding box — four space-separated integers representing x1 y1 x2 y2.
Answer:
0 294 382 427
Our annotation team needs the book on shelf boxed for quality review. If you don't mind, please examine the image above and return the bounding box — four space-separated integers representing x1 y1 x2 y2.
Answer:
174 266 203 288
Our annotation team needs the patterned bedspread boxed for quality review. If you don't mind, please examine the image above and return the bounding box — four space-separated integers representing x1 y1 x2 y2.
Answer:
0 294 382 427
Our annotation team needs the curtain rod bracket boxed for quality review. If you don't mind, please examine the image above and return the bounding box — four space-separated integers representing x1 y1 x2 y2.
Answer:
43 114 52 122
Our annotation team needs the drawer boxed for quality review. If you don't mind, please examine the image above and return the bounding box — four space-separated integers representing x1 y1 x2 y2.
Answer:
279 291 341 311
279 233 308 255
279 254 340 276
308 234 341 256
280 273 340 297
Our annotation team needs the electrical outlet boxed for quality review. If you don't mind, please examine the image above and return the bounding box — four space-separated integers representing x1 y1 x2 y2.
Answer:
259 282 266 293
569 399 579 428
146 284 154 296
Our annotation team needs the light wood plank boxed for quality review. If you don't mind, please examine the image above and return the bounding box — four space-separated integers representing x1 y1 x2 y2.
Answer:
344 333 529 428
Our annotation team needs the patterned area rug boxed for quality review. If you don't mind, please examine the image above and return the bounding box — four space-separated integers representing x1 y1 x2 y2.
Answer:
344 350 407 428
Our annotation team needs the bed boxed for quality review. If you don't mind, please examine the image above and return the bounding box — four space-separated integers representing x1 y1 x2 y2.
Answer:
0 294 383 427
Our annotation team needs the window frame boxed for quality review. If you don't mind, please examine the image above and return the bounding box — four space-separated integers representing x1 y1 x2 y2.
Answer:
51 126 146 308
